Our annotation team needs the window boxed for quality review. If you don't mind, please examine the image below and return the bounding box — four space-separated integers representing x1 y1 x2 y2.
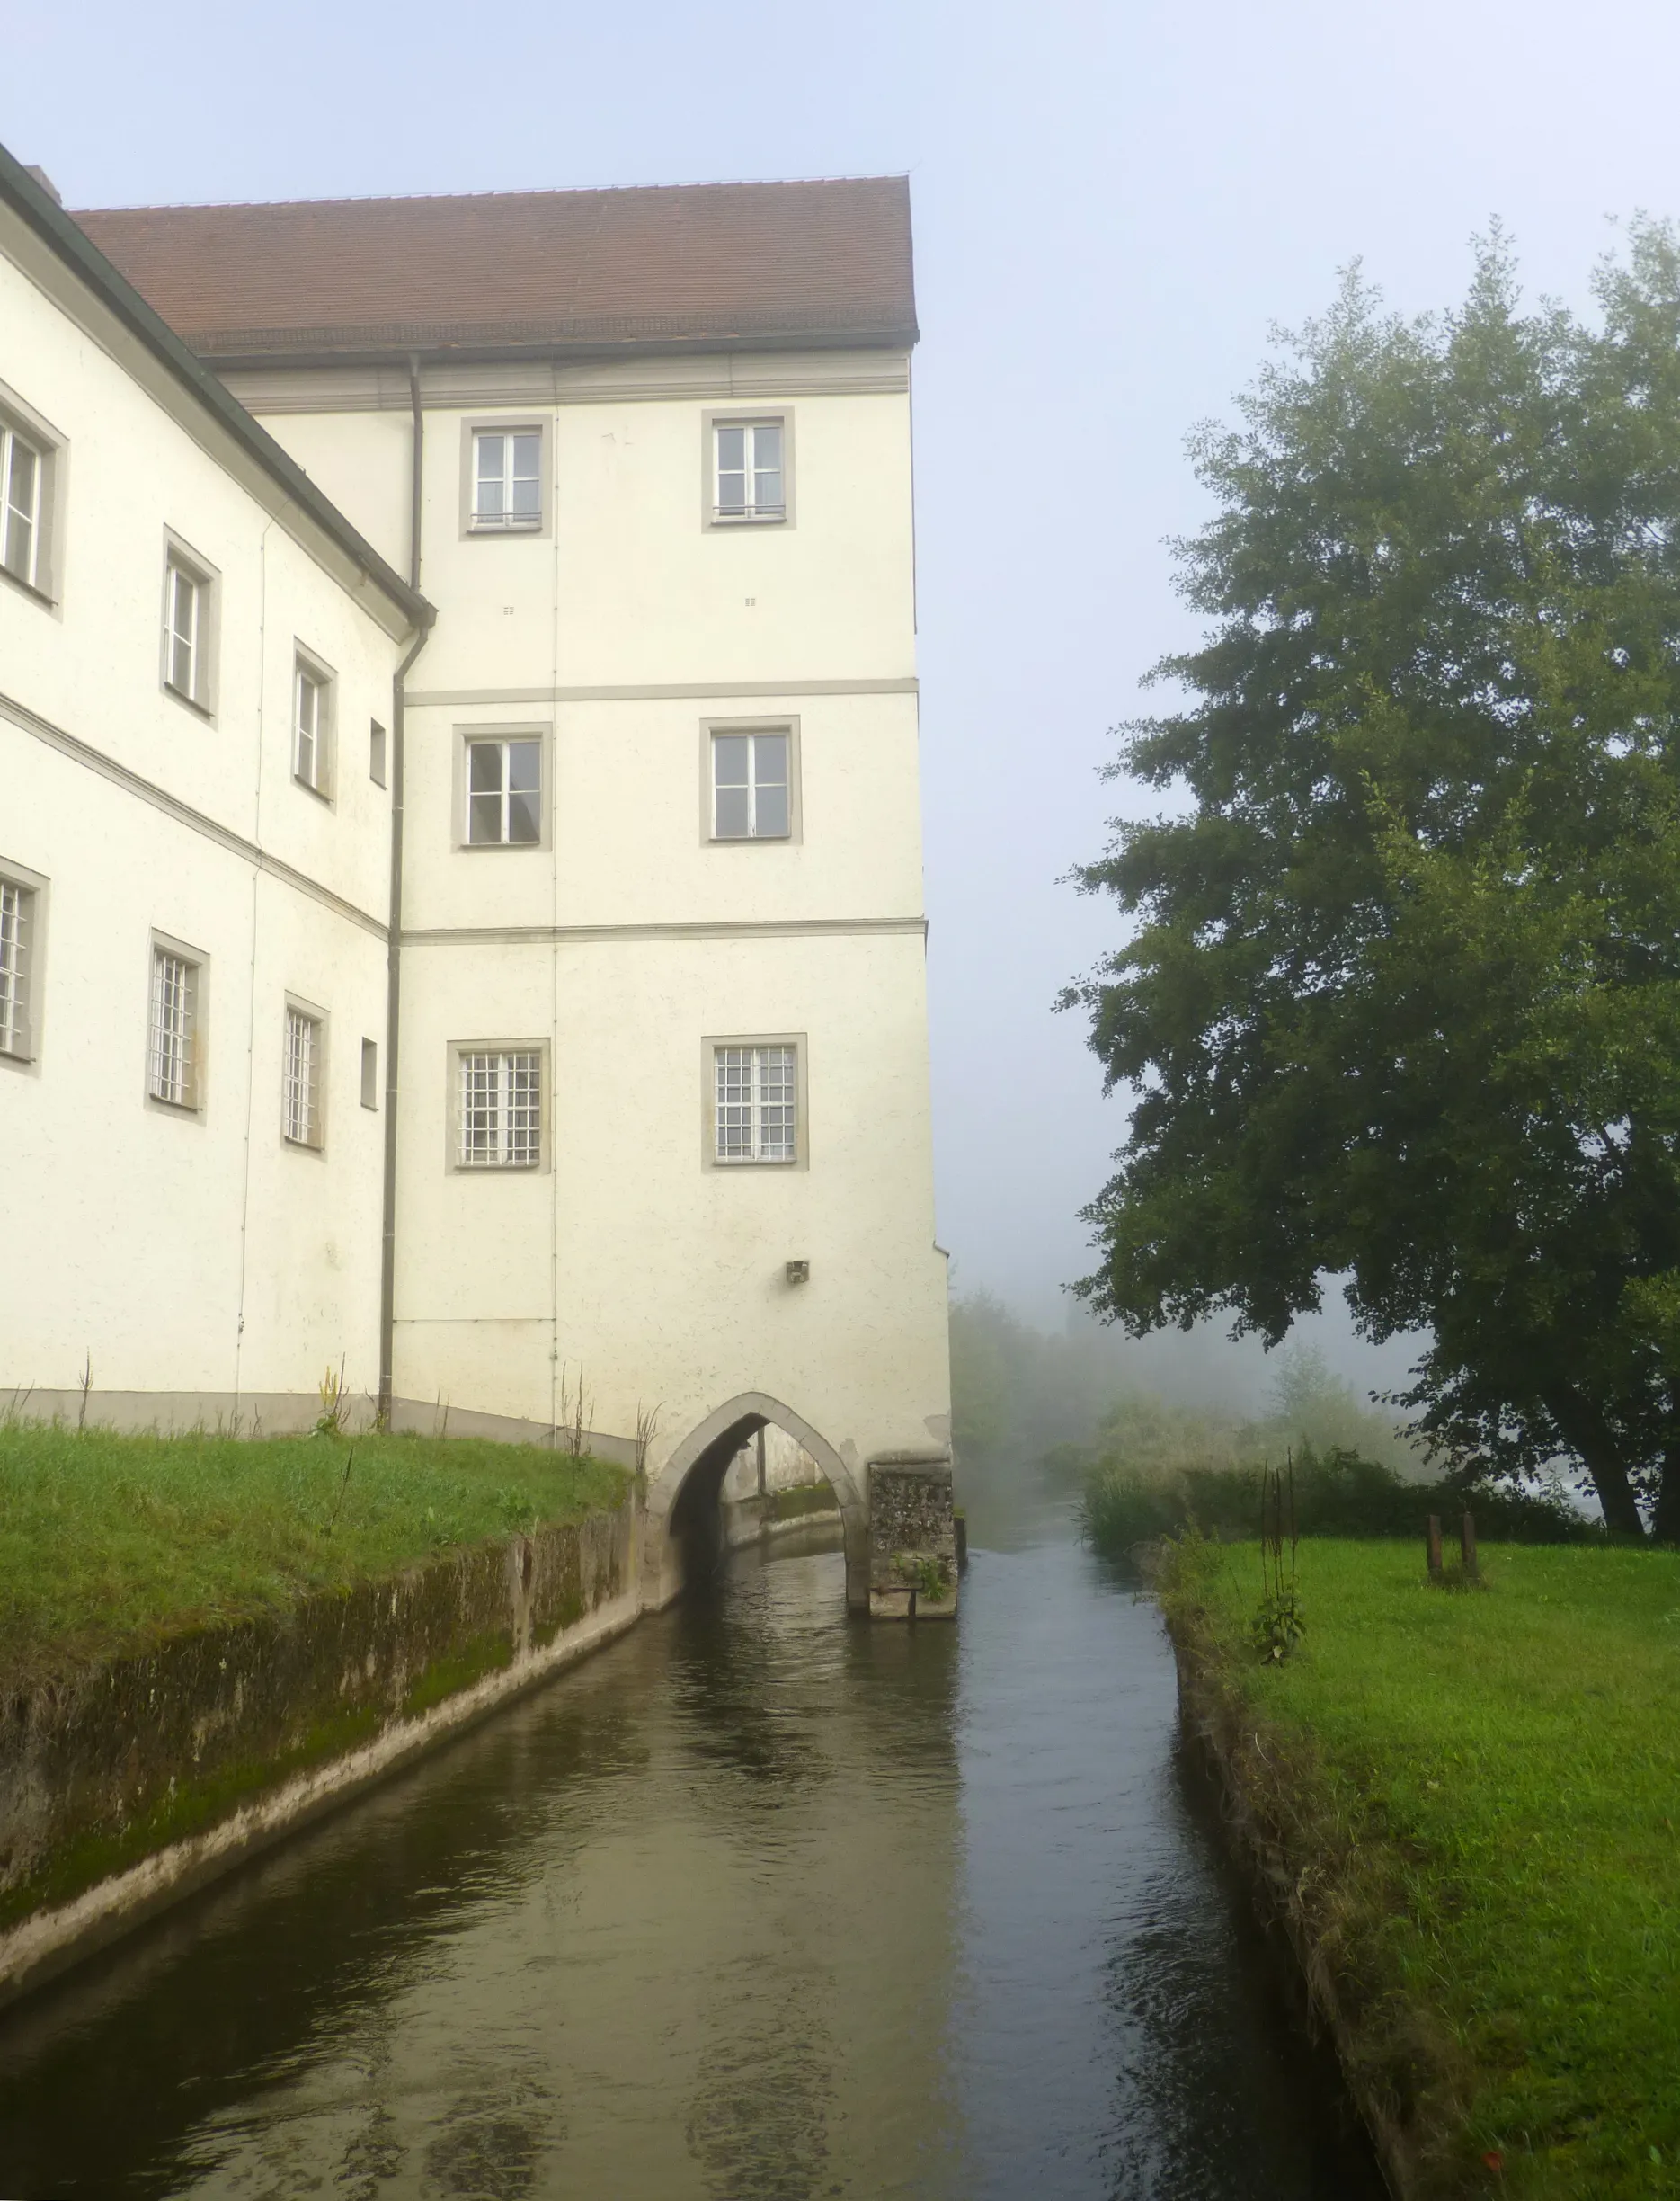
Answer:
160 537 222 713
715 1044 797 1163
2 422 42 589
471 428 542 532
360 1037 379 1110
282 1004 324 1149
294 655 333 797
0 871 38 1061
370 720 387 789
147 942 202 1110
465 735 542 846
712 418 786 523
711 729 790 840
0 384 63 602
457 1048 543 1169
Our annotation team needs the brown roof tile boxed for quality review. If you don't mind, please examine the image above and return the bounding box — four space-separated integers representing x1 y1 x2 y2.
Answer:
72 176 916 364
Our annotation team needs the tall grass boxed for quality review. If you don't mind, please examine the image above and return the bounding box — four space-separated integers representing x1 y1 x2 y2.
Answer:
0 1422 628 1683
1084 1443 1588 1562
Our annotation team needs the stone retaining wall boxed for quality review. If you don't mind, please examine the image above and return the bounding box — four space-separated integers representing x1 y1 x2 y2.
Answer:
0 1499 637 2009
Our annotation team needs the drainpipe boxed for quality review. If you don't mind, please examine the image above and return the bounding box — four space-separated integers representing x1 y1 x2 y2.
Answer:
378 356 432 1428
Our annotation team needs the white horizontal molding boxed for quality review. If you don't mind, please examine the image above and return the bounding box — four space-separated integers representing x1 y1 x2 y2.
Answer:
406 676 919 708
402 915 928 948
222 348 911 417
0 686 388 940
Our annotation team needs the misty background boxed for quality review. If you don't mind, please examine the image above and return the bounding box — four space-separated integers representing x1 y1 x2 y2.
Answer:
10 0 1679 1430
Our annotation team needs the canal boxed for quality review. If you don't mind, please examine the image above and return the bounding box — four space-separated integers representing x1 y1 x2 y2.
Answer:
0 1523 1382 2197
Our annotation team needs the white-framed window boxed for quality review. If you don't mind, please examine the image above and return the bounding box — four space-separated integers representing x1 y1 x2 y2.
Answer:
369 720 387 789
713 419 785 523
1 421 42 590
466 735 542 846
0 870 39 1061
457 1047 543 1169
282 1003 324 1150
147 941 202 1110
294 655 333 797
715 1044 797 1163
360 1036 379 1110
472 428 542 532
165 563 200 699
711 728 791 840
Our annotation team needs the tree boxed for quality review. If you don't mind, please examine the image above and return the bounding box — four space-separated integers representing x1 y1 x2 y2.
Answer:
1064 226 1680 1537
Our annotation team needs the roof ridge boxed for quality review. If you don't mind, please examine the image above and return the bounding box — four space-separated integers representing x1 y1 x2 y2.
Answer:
72 174 911 218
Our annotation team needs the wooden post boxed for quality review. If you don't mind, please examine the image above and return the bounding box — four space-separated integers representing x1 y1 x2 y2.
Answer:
1461 1510 1479 1585
1427 1514 1443 1580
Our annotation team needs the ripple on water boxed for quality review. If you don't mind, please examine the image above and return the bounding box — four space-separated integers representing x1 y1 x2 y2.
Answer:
0 1529 1381 2199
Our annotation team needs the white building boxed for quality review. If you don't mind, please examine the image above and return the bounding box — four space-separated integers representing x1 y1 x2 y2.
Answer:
1 151 952 1609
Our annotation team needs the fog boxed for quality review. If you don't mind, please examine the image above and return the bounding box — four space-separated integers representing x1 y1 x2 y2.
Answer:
13 0 1680 1399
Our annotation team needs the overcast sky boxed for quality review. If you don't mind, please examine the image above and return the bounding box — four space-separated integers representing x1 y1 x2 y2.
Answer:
11 0 1680 1378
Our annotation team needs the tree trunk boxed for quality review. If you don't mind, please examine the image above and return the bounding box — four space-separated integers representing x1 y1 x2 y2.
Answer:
1652 1444 1680 1546
1544 1387 1647 1538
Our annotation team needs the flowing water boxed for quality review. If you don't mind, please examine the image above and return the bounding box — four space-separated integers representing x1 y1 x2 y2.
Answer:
0 1523 1383 2198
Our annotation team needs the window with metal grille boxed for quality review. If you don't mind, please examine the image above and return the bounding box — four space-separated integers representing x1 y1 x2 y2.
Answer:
472 430 542 531
1 421 42 589
295 662 329 792
458 1049 542 1168
283 1006 323 1148
466 736 542 845
711 730 790 839
0 877 34 1059
148 946 199 1109
164 561 200 702
714 421 785 522
715 1045 796 1163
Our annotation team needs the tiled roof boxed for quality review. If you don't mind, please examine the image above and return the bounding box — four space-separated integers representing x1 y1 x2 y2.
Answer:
73 176 916 364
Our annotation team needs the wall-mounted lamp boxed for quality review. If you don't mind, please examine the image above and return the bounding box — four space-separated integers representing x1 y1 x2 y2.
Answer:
785 1259 811 1286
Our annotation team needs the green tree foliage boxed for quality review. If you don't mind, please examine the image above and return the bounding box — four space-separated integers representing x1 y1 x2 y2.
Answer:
1065 225 1680 1538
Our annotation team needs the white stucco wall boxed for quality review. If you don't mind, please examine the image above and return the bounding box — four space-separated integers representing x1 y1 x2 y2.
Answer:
0 208 411 1416
244 357 950 1484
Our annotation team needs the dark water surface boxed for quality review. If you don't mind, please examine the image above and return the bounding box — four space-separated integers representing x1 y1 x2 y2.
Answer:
0 1529 1382 2198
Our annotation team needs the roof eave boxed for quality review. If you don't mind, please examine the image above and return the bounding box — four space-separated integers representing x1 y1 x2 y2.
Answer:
196 321 921 377
0 143 431 635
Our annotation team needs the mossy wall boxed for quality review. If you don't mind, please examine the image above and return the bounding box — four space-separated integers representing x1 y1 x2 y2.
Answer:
0 1501 633 1990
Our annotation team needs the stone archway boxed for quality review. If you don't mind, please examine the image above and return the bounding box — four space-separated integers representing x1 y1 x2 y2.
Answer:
643 1393 869 1613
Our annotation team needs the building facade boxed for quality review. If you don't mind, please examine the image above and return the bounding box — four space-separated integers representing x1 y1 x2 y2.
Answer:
2 153 951 1609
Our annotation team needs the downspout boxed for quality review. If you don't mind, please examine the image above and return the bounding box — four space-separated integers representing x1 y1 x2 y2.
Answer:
378 355 433 1427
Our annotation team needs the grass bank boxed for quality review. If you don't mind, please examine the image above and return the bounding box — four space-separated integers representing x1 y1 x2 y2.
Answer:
1158 1535 1680 2197
0 1422 628 1684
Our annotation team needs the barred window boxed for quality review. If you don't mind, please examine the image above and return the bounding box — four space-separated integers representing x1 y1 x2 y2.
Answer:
0 877 35 1059
466 736 542 845
714 420 785 522
148 946 200 1109
715 1044 796 1163
458 1049 542 1168
1 422 41 589
283 1006 323 1148
712 730 790 840
473 430 542 531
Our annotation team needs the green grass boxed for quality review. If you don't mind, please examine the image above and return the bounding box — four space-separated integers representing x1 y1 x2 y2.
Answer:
0 1422 629 1684
1168 1537 1680 2197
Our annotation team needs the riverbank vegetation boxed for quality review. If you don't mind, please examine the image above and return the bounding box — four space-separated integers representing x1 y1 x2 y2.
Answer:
1085 1445 1587 1561
1160 1535 1680 2197
0 1421 627 1683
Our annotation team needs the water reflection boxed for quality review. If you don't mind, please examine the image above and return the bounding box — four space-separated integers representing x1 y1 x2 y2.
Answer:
0 1525 1379 2198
